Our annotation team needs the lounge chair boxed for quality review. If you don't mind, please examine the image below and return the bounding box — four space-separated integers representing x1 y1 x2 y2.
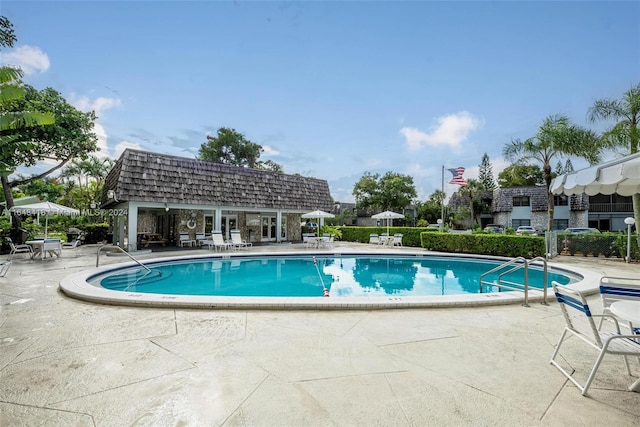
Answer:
550 281 640 396
392 233 403 246
7 237 33 260
208 231 233 251
368 234 379 244
62 239 80 249
178 232 195 247
230 230 252 249
0 260 11 277
598 276 640 333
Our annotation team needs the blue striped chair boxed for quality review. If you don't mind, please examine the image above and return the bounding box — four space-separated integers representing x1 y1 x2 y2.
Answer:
599 276 640 334
550 281 640 395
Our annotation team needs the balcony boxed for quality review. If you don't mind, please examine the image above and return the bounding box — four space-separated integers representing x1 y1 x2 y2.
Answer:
588 203 633 213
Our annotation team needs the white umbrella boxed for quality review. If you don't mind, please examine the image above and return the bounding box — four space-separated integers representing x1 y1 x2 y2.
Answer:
10 201 80 238
301 210 335 233
550 152 640 196
371 210 404 234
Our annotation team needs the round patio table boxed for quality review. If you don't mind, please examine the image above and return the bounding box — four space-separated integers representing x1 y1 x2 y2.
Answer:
610 300 640 392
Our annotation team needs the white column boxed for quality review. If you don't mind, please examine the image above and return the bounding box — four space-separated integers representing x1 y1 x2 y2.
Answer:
126 203 138 252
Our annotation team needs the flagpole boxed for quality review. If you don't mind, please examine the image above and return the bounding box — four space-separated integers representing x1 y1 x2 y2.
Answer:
441 165 445 231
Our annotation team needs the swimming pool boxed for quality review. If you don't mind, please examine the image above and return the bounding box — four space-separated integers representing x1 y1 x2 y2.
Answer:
60 250 592 309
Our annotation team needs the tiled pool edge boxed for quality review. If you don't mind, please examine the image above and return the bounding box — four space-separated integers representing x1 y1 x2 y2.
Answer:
59 249 600 310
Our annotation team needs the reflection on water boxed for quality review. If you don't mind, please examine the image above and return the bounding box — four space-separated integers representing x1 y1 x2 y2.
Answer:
97 256 574 297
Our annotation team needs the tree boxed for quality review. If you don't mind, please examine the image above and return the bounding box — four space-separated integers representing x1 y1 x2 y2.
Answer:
1 17 56 237
502 115 601 231
255 159 283 173
478 153 496 191
352 171 417 211
417 190 445 224
588 83 640 242
456 178 484 227
198 127 283 171
1 85 98 234
497 164 545 187
60 155 114 209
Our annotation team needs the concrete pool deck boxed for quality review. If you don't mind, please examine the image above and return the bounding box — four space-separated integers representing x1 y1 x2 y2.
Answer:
1 242 639 426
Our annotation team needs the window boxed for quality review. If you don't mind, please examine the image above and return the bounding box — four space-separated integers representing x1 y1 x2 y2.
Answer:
512 196 530 207
554 195 568 206
553 219 568 230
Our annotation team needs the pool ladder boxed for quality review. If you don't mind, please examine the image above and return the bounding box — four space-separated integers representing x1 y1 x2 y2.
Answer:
96 244 151 272
479 256 549 307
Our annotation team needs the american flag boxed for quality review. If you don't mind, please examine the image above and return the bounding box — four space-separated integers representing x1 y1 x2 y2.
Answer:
448 167 467 186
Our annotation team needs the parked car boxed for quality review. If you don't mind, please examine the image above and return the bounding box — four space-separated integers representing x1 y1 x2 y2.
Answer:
564 227 600 233
515 226 538 236
483 224 504 234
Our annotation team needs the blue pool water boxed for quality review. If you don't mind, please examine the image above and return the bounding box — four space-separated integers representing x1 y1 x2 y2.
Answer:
91 255 576 298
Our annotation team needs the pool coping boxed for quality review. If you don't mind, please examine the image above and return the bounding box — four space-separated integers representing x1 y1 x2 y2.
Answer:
59 249 601 310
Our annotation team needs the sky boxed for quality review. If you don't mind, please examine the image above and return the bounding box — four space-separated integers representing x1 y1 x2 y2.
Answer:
1 0 639 203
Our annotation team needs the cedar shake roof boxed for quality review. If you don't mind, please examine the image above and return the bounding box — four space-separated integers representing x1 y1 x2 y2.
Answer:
101 149 333 211
491 186 588 212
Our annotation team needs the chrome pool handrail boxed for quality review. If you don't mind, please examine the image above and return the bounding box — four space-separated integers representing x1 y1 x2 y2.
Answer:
96 244 151 273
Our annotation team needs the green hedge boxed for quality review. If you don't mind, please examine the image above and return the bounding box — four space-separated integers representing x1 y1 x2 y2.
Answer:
337 226 428 247
421 232 546 258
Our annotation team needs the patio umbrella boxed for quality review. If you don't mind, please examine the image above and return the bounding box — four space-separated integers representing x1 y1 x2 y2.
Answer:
9 201 80 238
371 210 405 234
550 152 640 196
301 210 335 233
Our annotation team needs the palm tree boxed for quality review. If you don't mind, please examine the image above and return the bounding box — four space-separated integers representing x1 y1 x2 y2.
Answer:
457 179 484 227
588 83 640 240
503 115 601 232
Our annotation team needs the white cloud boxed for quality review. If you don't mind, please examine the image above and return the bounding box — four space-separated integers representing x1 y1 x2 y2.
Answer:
400 111 483 151
113 140 142 158
1 45 50 75
262 145 280 156
69 94 122 116
405 162 431 178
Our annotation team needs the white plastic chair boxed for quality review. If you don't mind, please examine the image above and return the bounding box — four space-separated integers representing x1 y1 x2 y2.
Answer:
599 276 640 333
369 234 379 244
550 281 640 395
393 233 403 246
230 230 252 249
0 260 11 277
178 232 195 247
208 232 233 251
7 238 33 260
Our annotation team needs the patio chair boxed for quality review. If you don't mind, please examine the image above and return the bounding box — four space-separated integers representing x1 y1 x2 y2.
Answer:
178 232 195 247
393 233 403 247
230 230 252 249
599 276 640 333
209 231 233 251
550 281 640 396
369 234 379 244
7 237 33 260
62 239 80 249
195 232 209 247
0 260 11 277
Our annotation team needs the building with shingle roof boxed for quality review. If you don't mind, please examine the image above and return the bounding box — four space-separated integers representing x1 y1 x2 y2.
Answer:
102 149 333 251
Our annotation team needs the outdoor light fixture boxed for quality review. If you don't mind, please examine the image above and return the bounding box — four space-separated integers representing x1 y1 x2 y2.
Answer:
106 190 118 202
624 217 636 263
437 218 443 232
164 203 169 212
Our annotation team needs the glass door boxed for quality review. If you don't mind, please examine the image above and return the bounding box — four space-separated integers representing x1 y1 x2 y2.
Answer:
262 215 277 242
204 214 214 234
221 215 237 240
